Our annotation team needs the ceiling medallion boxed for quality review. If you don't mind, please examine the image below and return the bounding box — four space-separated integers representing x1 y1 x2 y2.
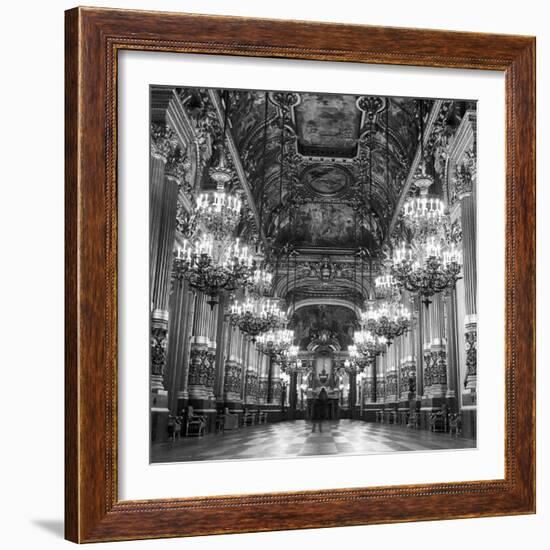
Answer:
301 164 351 197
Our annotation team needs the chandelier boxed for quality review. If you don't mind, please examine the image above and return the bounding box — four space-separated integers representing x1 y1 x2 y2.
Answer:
194 154 242 239
361 299 411 344
402 164 445 239
353 329 387 359
256 328 293 356
173 234 254 308
391 236 462 303
228 296 287 341
249 264 273 296
343 345 365 373
280 345 310 373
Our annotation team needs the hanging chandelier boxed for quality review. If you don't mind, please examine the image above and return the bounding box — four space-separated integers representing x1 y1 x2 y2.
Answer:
343 345 365 373
228 296 287 341
248 263 273 296
173 234 254 308
194 191 241 239
256 327 293 356
402 165 446 239
353 329 387 359
402 99 445 240
391 236 462 303
361 299 411 344
194 91 243 239
280 345 310 373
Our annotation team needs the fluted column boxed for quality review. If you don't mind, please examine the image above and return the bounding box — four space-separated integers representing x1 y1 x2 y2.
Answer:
400 329 416 402
445 289 459 410
461 191 477 399
177 290 197 412
270 360 282 406
413 297 424 399
149 128 185 442
257 353 269 405
385 343 398 404
428 294 447 398
188 293 215 404
377 354 386 403
163 277 193 414
223 325 243 407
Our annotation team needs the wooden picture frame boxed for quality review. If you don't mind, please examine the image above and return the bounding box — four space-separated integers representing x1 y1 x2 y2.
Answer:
65 6 536 543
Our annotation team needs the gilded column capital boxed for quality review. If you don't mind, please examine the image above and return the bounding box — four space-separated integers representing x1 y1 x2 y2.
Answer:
450 147 476 203
150 123 176 161
165 145 190 183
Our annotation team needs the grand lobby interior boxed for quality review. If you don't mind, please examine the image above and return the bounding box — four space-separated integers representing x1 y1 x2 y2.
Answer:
149 86 477 463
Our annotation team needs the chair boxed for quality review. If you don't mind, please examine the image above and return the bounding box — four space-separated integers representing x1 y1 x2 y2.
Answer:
242 409 256 426
258 410 268 424
185 406 207 437
167 415 183 441
407 411 421 429
429 410 448 433
448 413 462 437
222 408 239 431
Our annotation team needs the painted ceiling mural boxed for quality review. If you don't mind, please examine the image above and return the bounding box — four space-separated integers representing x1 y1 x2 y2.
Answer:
294 94 362 157
292 305 357 350
165 86 472 328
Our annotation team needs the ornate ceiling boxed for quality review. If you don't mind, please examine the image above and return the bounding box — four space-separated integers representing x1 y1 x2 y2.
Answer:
163 86 472 345
226 90 429 254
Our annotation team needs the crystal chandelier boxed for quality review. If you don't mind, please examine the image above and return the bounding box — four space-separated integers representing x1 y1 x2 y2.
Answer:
353 329 387 359
391 236 462 303
402 99 445 240
343 345 365 373
280 345 309 373
249 264 273 296
194 154 242 239
256 327 293 357
402 164 445 239
361 299 411 344
173 234 254 308
228 296 286 341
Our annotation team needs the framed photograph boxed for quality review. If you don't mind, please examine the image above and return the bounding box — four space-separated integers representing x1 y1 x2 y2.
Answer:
65 7 535 543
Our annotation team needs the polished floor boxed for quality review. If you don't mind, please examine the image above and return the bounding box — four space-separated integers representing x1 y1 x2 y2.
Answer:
151 419 476 463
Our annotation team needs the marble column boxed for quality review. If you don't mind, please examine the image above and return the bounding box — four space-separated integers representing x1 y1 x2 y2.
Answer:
223 326 243 409
445 288 460 410
188 293 215 407
385 343 398 405
177 290 197 413
270 360 282 406
149 131 184 441
348 371 357 418
163 277 193 415
461 190 477 402
363 358 375 404
428 294 447 400
413 296 424 399
400 330 416 402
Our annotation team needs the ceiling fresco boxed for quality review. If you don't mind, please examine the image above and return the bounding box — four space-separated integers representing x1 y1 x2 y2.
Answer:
282 202 367 249
301 164 350 196
294 94 362 158
164 86 472 316
292 304 357 350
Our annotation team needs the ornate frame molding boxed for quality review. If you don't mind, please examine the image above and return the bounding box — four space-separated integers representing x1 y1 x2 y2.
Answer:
65 7 535 543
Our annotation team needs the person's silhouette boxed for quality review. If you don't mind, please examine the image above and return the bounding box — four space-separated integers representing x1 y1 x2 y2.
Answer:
312 388 329 433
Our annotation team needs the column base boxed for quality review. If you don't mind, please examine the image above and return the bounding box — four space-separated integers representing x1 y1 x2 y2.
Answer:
461 407 477 439
151 407 169 443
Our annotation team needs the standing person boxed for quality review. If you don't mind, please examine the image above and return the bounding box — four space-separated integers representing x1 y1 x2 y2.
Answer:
312 388 329 433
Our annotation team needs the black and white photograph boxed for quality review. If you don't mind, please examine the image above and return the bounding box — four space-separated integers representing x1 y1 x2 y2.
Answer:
149 86 478 463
